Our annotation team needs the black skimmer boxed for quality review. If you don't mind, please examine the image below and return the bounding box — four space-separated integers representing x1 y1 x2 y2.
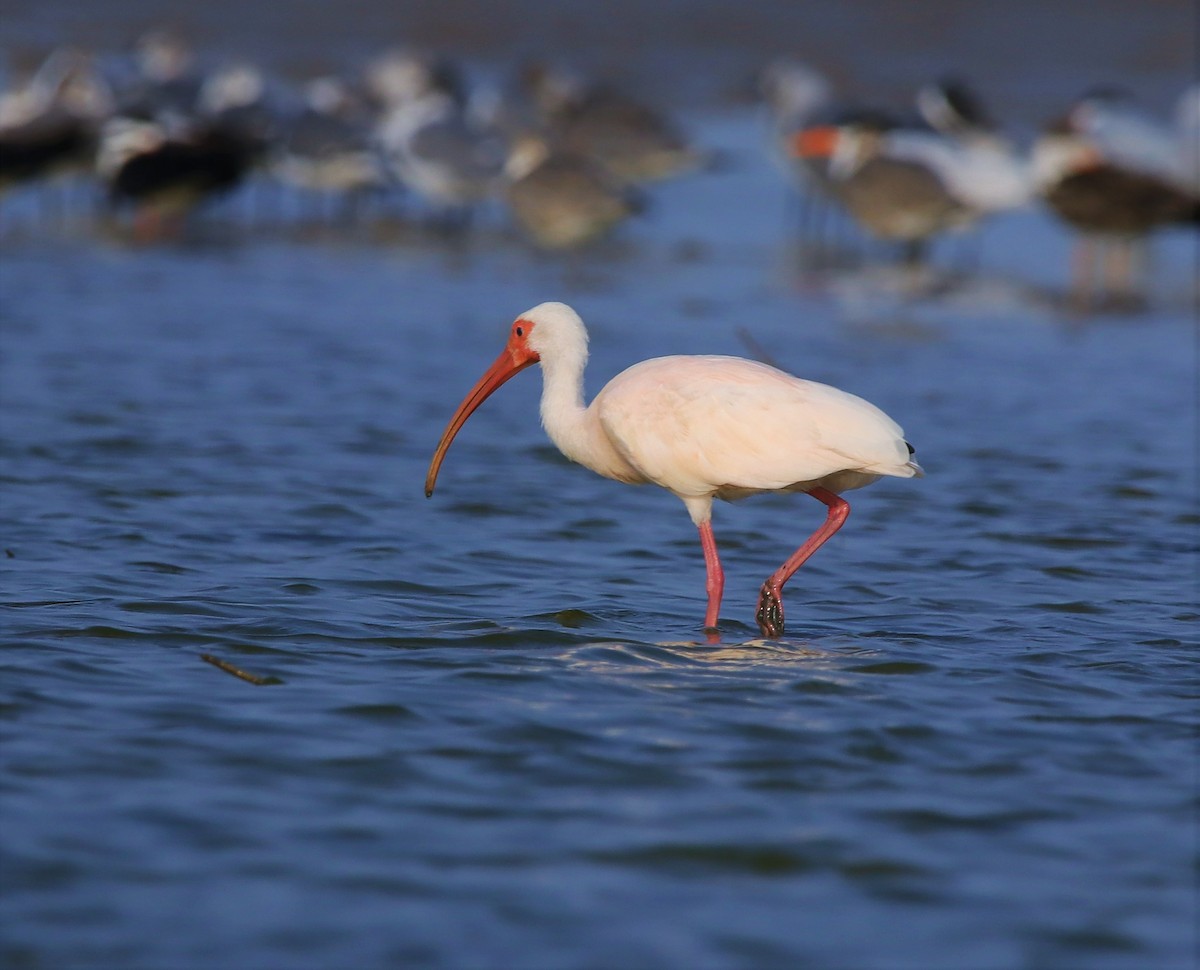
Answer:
0 49 112 191
1032 91 1198 308
97 51 274 239
97 114 262 238
915 76 997 139
791 115 973 264
910 77 1033 215
792 89 1031 266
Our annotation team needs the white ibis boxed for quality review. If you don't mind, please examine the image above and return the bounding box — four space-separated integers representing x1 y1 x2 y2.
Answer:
425 302 923 638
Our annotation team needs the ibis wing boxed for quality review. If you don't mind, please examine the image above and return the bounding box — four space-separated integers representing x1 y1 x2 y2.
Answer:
596 356 911 497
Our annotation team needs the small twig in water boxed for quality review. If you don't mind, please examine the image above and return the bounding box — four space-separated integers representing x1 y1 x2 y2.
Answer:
200 653 281 686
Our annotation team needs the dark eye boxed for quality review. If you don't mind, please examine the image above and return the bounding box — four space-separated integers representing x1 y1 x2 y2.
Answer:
515 326 524 337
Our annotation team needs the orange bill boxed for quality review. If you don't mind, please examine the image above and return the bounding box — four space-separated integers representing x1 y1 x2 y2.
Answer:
425 341 539 497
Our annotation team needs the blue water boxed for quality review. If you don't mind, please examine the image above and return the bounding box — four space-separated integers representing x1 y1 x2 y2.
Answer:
1 108 1198 969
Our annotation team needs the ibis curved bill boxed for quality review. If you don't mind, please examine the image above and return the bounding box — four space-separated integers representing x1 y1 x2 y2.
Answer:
425 335 539 498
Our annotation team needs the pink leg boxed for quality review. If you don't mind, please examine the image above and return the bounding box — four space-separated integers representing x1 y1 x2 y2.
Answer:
756 487 850 638
698 520 725 634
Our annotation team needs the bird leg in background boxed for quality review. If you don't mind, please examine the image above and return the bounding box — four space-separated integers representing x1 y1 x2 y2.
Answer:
1103 237 1144 311
756 487 850 638
697 520 725 634
1070 238 1096 314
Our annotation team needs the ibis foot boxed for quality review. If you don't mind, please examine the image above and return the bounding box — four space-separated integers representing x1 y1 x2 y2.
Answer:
756 582 785 638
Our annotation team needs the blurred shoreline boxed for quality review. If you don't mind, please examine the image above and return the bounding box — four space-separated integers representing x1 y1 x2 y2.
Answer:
2 0 1195 121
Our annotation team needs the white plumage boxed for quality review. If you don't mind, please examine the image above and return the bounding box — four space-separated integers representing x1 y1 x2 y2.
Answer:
594 355 914 503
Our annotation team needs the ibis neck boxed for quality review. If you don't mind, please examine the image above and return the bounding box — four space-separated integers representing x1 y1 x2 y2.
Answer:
535 346 644 485
538 348 590 461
